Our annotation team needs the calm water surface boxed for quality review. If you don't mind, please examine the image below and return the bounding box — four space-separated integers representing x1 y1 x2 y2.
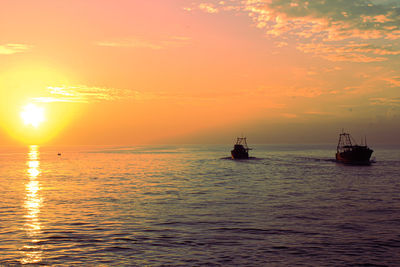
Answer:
0 144 400 266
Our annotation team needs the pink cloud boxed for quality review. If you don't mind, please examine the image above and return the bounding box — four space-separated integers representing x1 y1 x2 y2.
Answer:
193 0 400 62
198 3 219 13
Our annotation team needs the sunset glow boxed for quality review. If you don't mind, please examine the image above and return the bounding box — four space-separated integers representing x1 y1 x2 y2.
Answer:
1 2 400 263
0 0 399 145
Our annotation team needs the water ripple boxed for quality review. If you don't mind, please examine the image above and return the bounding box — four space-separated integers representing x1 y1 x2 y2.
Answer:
0 145 399 265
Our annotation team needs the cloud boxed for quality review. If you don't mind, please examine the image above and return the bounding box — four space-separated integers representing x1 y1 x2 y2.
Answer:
184 3 220 13
286 86 326 98
275 41 288 47
198 3 219 13
383 76 400 87
33 84 284 105
186 1 246 13
0 44 32 55
246 0 400 41
192 0 400 62
281 113 298 118
33 85 146 103
97 36 190 50
304 111 333 116
296 42 399 62
370 97 400 106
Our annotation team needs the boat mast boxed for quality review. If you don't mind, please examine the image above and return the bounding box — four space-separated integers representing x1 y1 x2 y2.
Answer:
337 132 354 152
337 134 342 151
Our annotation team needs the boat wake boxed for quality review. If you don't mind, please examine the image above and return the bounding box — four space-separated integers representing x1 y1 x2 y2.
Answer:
220 156 261 161
296 157 336 163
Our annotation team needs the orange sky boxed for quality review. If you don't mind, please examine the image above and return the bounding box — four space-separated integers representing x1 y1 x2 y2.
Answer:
1 0 399 145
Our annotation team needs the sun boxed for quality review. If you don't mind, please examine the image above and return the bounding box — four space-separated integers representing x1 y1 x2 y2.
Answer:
21 104 45 128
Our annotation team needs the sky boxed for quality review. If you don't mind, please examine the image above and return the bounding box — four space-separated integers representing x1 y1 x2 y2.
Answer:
0 0 399 145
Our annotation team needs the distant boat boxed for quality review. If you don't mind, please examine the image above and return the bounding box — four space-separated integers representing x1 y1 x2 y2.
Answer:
336 132 373 165
57 153 61 156
231 137 252 159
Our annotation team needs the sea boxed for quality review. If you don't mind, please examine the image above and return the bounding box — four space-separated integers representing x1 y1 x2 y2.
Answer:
0 144 399 266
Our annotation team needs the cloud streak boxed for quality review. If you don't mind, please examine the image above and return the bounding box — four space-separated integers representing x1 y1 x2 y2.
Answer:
296 42 399 62
370 97 400 106
0 44 32 55
383 76 400 87
96 36 190 50
33 85 146 103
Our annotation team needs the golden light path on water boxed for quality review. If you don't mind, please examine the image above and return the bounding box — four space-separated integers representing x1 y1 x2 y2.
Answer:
21 145 43 264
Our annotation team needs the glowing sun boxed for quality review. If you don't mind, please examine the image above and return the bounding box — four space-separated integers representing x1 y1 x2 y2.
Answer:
21 104 45 128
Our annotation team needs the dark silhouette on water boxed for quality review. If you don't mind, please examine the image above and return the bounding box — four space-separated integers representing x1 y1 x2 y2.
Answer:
231 137 252 159
336 132 373 165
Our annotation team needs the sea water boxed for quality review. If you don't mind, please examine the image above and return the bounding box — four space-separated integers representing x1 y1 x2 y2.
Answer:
0 144 399 266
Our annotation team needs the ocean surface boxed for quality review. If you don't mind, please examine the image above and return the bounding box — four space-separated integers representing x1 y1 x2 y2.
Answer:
0 144 400 266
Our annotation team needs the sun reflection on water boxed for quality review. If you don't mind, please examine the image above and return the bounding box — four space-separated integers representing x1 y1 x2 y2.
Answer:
21 145 43 264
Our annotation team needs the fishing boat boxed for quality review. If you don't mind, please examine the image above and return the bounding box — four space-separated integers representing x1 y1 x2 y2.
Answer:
336 132 373 165
231 137 252 159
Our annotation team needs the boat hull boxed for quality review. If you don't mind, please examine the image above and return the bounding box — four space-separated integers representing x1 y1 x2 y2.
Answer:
231 150 249 160
336 148 373 165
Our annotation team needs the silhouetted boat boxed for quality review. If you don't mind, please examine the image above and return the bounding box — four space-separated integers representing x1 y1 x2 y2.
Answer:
231 137 252 159
336 132 373 165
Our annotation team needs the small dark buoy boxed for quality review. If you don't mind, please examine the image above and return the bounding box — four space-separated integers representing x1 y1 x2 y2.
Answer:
57 153 61 156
